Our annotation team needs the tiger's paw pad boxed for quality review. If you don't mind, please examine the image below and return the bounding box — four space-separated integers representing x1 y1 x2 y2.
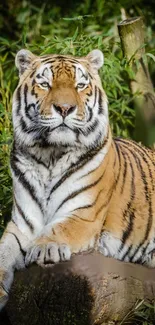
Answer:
25 242 71 266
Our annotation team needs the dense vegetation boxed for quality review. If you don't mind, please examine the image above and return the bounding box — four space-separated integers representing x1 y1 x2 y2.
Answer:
0 1 155 322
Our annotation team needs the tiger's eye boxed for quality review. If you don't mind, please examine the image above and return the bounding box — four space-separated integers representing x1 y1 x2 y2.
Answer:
77 83 85 89
40 82 49 88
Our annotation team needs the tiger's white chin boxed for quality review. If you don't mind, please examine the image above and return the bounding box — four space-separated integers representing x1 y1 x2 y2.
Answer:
47 128 77 146
45 127 106 149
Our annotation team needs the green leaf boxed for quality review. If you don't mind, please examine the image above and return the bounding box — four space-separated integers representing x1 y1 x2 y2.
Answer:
146 52 155 62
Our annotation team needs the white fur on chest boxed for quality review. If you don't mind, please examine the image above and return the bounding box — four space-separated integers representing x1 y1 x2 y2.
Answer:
33 146 107 221
46 146 108 224
12 144 108 238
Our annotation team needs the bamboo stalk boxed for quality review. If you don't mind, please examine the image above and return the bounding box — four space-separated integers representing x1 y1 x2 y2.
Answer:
118 17 155 146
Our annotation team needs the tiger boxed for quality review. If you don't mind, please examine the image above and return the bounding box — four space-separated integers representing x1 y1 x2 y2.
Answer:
0 48 155 310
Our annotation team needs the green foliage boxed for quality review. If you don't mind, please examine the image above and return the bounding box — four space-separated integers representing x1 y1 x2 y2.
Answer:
119 300 155 324
0 55 13 234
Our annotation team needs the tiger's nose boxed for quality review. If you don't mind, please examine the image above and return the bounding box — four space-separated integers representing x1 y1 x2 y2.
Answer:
53 104 76 117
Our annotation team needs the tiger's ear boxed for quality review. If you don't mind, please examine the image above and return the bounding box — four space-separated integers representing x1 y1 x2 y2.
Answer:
15 49 37 76
86 49 104 71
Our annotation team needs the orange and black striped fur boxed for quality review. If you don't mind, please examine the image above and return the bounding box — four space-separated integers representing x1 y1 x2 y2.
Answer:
0 48 155 309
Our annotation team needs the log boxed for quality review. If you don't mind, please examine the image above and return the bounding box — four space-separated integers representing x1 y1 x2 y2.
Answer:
0 252 155 325
118 17 155 147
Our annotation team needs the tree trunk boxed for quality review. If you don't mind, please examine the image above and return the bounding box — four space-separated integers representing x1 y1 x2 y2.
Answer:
1 252 155 325
118 17 155 147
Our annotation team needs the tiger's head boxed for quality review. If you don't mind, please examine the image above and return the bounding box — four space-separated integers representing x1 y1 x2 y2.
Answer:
13 49 109 149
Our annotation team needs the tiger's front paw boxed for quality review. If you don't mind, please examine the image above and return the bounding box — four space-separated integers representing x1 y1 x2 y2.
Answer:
0 269 13 311
25 242 71 266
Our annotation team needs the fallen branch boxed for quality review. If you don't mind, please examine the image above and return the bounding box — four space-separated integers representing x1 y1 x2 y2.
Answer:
0 252 155 325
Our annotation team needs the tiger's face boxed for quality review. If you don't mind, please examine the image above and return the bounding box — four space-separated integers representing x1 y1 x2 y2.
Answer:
13 49 108 148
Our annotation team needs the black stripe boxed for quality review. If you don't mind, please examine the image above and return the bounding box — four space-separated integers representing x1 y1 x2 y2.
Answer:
54 55 73 60
118 149 135 248
128 245 141 263
114 141 121 185
28 152 49 169
16 86 22 115
134 242 151 264
122 150 135 216
120 148 128 194
77 67 86 79
67 59 80 64
121 244 133 261
40 58 56 63
93 86 97 108
116 138 154 191
81 119 99 137
116 141 153 261
72 204 93 211
88 72 93 80
87 106 93 122
20 117 28 132
98 88 104 114
31 79 39 98
96 188 113 217
8 232 26 257
51 56 80 64
36 73 43 79
30 70 36 78
11 153 43 213
41 55 79 64
53 66 63 77
124 145 153 245
18 84 38 131
24 84 39 119
115 138 155 166
121 211 135 248
55 171 105 214
72 179 107 212
112 142 117 168
19 116 37 134
140 242 151 258
47 146 102 200
95 131 103 147
24 84 28 107
14 198 34 232
79 132 109 180
25 103 38 121
71 213 95 223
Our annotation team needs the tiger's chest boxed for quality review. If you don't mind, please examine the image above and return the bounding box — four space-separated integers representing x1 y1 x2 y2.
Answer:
28 150 90 223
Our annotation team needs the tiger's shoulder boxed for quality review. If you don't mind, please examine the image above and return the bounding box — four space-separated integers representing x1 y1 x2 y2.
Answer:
114 137 155 163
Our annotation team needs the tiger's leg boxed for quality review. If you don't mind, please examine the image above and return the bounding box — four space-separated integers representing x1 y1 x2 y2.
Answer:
0 221 29 310
98 231 155 268
25 215 103 266
97 231 123 259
